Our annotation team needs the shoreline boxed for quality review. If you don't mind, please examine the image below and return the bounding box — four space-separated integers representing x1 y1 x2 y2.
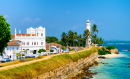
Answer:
100 53 125 58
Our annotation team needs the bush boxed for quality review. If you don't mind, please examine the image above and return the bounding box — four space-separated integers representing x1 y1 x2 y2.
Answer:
50 50 54 52
16 53 20 56
106 46 115 50
38 49 46 53
98 49 110 55
69 49 73 51
101 47 105 51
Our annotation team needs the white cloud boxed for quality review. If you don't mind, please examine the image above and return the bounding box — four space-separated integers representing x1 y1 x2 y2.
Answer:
72 26 78 29
21 17 41 23
34 18 41 22
4 15 9 18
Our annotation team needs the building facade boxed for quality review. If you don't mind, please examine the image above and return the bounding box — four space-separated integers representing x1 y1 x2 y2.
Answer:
86 20 91 46
12 26 46 52
4 40 21 60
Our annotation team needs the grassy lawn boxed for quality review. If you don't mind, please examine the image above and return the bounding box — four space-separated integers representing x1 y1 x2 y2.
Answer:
0 47 99 79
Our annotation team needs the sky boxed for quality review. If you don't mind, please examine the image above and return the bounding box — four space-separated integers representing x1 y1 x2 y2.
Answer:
0 0 130 40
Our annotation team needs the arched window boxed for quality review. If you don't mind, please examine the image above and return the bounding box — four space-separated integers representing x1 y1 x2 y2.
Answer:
41 42 43 45
34 42 36 45
41 33 43 36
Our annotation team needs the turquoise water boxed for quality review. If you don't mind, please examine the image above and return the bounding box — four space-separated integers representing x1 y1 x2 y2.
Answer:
91 44 130 79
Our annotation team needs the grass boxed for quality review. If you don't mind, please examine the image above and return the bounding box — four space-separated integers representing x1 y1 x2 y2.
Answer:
0 47 99 79
0 56 44 67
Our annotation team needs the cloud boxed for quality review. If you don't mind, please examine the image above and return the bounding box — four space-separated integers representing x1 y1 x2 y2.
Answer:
21 17 41 23
24 17 32 22
34 18 41 22
4 15 9 18
72 26 78 29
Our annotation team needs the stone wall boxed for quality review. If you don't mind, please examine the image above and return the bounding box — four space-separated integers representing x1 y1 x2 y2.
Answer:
111 49 119 54
33 52 98 79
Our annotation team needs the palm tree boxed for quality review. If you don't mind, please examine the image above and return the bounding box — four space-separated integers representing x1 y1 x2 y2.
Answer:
92 24 98 34
92 34 98 44
68 30 74 46
77 34 83 47
98 37 104 45
83 29 91 46
61 32 67 46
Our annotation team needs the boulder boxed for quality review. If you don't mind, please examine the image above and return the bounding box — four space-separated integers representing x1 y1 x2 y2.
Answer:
111 49 119 54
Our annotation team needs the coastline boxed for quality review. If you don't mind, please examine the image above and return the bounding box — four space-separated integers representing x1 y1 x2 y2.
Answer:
100 53 125 58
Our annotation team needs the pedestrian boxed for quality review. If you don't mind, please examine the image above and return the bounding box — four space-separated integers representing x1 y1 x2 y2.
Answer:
67 48 69 54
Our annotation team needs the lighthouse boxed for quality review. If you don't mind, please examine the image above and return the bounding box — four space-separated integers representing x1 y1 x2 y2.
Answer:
86 20 91 46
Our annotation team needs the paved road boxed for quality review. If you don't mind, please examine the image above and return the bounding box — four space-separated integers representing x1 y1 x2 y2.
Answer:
0 47 91 71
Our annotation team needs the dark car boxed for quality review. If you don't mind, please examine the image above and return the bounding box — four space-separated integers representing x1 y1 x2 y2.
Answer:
1 58 11 62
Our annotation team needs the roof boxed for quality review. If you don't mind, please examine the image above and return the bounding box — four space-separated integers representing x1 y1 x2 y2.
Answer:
7 40 21 46
50 43 62 47
46 43 62 50
12 33 36 39
46 43 49 50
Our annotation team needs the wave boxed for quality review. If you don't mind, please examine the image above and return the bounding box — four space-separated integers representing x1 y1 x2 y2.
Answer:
122 50 130 51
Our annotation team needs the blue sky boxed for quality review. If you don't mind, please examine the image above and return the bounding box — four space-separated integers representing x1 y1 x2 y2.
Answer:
0 0 130 40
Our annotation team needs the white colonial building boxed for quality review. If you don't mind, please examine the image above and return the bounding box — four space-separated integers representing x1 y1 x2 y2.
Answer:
3 40 21 60
86 20 91 46
12 26 46 53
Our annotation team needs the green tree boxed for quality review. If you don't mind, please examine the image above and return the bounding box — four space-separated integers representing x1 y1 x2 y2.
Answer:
46 36 59 43
92 34 98 44
92 24 98 34
77 34 83 46
83 29 91 39
98 37 104 45
0 15 12 56
61 32 67 46
83 29 91 46
68 30 74 46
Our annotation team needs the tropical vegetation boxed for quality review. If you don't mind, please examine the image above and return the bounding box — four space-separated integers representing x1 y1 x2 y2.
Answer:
0 15 12 56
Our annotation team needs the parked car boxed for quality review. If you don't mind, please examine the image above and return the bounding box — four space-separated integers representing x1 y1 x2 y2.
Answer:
1 58 11 62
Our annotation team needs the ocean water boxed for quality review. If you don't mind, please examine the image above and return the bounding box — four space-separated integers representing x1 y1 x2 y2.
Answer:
91 44 130 79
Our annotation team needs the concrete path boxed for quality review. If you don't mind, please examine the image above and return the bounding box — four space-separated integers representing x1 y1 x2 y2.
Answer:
0 47 91 71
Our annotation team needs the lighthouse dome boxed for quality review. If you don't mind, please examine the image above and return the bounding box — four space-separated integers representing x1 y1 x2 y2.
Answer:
87 20 90 23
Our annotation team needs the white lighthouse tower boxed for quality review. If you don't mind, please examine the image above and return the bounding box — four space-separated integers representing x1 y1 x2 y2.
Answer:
86 20 91 46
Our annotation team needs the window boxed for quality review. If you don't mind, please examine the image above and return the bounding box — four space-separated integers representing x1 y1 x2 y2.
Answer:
22 42 25 45
12 47 14 50
17 47 18 50
41 42 43 45
34 42 36 45
37 42 38 45
41 33 43 36
27 42 29 45
32 42 33 45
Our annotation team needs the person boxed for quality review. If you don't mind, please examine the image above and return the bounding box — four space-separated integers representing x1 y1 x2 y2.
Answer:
75 48 77 53
67 48 69 54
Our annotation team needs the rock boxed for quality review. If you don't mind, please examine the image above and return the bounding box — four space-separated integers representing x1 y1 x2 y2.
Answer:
89 74 93 78
102 62 108 64
111 49 119 54
82 76 89 79
98 56 106 59
90 71 97 75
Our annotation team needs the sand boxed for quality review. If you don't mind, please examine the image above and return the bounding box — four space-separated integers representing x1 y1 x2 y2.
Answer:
101 54 125 58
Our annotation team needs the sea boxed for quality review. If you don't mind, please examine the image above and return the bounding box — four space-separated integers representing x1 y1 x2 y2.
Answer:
91 44 130 79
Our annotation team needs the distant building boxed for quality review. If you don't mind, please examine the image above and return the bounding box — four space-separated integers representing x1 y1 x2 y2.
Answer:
12 26 46 53
4 40 21 60
46 43 62 53
86 20 91 46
